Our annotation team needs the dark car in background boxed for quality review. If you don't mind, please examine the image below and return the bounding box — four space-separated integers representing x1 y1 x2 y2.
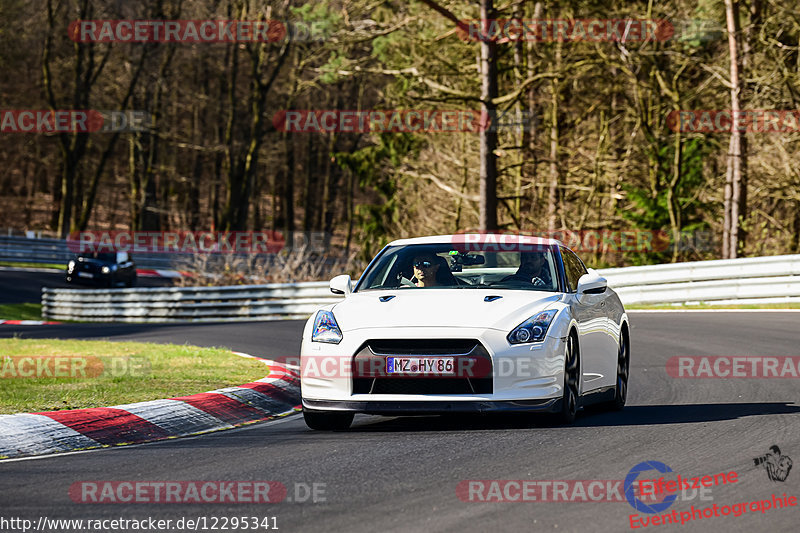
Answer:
65 251 137 288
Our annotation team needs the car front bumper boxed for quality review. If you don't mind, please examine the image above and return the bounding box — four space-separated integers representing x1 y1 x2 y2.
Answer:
300 326 568 410
302 397 561 414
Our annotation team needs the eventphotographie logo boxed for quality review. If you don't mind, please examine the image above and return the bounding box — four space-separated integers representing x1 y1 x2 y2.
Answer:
753 445 793 482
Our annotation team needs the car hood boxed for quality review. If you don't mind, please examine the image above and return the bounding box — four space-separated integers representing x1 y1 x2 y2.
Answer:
332 289 562 332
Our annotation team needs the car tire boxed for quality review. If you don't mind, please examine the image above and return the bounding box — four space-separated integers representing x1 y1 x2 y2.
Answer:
302 408 354 430
555 331 580 424
609 329 629 411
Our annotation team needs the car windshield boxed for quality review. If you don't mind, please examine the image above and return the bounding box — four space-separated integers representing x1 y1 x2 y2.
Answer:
82 252 116 262
356 244 559 292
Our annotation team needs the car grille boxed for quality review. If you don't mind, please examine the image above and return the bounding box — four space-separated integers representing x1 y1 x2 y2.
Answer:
366 339 479 355
352 339 493 395
77 262 101 273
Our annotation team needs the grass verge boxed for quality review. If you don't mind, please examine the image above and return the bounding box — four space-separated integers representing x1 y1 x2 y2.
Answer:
0 261 64 270
0 339 270 414
0 303 43 321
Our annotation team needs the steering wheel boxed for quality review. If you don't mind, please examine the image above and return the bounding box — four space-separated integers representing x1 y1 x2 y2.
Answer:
500 275 546 287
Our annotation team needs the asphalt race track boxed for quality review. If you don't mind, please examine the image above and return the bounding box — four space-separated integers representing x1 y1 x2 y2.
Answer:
1 312 799 532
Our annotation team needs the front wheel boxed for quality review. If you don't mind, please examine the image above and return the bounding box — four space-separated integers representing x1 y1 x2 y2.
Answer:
303 408 354 430
610 331 629 410
555 332 580 424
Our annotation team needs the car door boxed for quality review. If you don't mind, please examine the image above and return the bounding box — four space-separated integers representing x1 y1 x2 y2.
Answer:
561 247 610 392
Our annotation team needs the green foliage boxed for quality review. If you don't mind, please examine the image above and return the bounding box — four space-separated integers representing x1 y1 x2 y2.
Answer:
290 1 342 40
619 137 714 264
371 33 402 63
335 133 422 260
674 0 725 49
319 51 347 84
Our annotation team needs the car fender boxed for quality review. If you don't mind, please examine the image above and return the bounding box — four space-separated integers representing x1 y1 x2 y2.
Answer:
604 289 628 343
544 301 576 342
543 302 584 394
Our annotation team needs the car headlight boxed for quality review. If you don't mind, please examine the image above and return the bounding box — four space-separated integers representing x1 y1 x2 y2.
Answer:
311 310 343 344
67 260 75 272
508 309 557 344
101 266 111 274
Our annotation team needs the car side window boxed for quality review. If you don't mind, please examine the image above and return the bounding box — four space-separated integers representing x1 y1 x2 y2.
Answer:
560 247 587 292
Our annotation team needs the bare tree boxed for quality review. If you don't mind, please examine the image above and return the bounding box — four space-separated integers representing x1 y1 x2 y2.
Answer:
724 0 747 258
419 0 498 230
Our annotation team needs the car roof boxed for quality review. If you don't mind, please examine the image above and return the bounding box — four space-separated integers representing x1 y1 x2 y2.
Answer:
386 234 564 247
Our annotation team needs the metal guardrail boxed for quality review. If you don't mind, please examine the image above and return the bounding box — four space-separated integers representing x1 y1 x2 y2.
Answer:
39 254 800 322
42 282 341 322
600 254 800 306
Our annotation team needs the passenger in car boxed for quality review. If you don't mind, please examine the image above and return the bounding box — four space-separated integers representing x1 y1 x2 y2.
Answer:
503 252 552 287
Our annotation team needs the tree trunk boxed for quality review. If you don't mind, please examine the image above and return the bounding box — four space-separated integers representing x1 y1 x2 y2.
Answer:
302 134 317 232
724 0 747 258
547 41 562 232
282 132 296 237
667 126 682 262
479 0 498 231
524 2 544 222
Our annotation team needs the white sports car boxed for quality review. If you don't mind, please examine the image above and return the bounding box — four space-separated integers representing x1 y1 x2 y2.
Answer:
300 234 630 430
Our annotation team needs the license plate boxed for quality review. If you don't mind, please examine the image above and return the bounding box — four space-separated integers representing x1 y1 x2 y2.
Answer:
77 272 94 279
386 357 455 375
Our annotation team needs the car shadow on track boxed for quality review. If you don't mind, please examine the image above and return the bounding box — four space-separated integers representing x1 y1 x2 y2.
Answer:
344 402 800 432
574 402 800 426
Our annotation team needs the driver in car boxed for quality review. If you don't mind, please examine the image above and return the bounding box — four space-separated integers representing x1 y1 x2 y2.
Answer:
412 254 442 287
503 252 551 287
411 254 457 287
